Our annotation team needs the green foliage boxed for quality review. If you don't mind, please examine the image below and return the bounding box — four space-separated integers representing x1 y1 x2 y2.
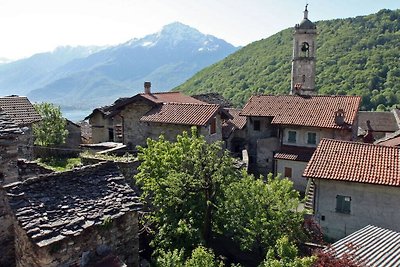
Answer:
136 127 238 251
175 9 400 111
259 236 315 267
101 216 113 230
33 102 68 146
216 173 304 256
36 157 81 172
80 151 137 162
155 246 222 267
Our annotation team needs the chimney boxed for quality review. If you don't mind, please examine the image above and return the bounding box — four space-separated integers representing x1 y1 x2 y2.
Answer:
144 81 151 94
334 109 345 126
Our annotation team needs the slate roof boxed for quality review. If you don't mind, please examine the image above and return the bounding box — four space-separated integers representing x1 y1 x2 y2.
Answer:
329 225 400 267
222 108 247 139
358 111 398 133
0 96 41 125
140 92 204 104
375 130 400 147
240 95 361 129
140 102 220 126
4 162 142 247
0 109 22 137
274 145 316 162
303 139 400 186
192 93 233 108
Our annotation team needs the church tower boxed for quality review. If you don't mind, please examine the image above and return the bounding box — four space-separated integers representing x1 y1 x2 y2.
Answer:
291 5 317 95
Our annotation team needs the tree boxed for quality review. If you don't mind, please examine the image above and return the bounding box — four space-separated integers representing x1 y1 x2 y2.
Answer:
33 102 68 146
136 127 238 251
216 173 305 259
155 246 223 267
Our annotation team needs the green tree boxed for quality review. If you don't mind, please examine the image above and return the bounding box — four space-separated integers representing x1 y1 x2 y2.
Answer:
136 127 237 251
155 246 223 267
33 102 68 146
259 236 315 267
217 173 305 258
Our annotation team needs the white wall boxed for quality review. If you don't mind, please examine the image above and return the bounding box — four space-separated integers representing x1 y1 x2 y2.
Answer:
314 179 400 240
276 159 308 193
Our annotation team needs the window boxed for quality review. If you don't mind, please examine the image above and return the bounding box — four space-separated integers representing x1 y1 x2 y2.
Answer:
336 195 351 214
307 132 317 145
210 118 216 134
284 167 292 178
301 42 310 57
108 128 114 142
288 131 297 143
253 120 261 131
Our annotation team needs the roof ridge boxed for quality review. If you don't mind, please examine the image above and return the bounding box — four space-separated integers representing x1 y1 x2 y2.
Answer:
163 102 220 106
321 138 400 149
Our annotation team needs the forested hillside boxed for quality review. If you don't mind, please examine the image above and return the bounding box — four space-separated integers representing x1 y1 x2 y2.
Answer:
175 9 400 111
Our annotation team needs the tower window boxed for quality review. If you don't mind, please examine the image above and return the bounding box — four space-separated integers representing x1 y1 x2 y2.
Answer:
301 42 310 57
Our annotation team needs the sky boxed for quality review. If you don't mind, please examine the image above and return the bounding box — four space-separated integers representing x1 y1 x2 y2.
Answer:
0 0 399 60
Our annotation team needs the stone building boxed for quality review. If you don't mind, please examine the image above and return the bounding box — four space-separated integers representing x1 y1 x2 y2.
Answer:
240 95 361 192
222 108 247 155
357 109 400 143
304 139 400 240
0 96 41 160
0 110 23 266
291 5 317 96
86 82 231 148
2 162 142 267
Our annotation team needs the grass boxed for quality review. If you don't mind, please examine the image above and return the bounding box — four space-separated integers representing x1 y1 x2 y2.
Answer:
80 151 137 162
36 157 82 172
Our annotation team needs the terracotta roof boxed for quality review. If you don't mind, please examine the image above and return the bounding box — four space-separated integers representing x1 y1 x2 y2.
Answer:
303 139 400 186
274 145 316 162
222 108 246 139
4 162 142 247
0 96 41 125
86 92 205 119
0 109 22 137
140 102 220 126
241 95 361 129
358 111 398 133
375 130 400 147
140 92 205 104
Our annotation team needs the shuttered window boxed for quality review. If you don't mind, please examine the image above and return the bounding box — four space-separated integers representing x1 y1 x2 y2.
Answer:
336 195 351 214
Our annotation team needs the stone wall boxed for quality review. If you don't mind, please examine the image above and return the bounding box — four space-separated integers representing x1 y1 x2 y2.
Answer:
18 126 34 161
17 159 53 180
0 188 15 267
14 211 140 267
0 137 19 185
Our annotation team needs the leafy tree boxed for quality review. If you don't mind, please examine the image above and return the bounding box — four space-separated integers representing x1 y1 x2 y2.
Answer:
216 173 305 258
259 236 315 267
155 246 223 267
312 248 365 267
136 127 238 251
33 102 68 146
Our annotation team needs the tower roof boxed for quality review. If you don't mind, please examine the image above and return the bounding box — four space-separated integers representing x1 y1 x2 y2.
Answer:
296 5 316 30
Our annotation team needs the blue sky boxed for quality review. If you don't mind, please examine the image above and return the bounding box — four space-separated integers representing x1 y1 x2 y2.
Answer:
0 0 399 60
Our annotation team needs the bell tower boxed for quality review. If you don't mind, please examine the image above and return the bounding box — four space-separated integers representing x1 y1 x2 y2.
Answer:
291 5 317 95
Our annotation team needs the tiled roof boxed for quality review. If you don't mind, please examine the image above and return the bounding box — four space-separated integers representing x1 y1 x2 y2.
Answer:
0 96 41 125
140 102 220 126
4 162 142 247
0 109 22 137
222 108 246 139
274 145 316 162
140 92 205 104
329 225 400 267
358 111 398 133
303 139 400 186
240 95 361 129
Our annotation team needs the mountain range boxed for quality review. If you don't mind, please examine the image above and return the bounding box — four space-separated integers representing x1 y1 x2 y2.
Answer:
0 22 238 115
175 9 400 112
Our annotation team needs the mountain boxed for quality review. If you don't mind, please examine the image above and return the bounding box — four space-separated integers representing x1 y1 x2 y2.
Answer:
0 22 237 115
0 46 105 96
175 9 400 111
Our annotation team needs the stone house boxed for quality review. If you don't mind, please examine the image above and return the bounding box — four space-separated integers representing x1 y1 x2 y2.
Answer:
0 110 23 266
64 119 82 149
240 95 361 192
0 96 42 160
303 138 400 240
2 161 142 267
222 108 247 155
357 110 400 143
86 82 231 148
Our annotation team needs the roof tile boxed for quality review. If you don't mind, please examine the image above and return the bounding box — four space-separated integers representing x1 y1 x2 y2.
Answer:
0 96 41 125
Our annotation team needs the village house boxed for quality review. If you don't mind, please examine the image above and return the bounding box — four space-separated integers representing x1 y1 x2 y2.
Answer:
357 109 400 143
86 82 232 148
240 95 361 192
303 138 400 240
0 96 41 160
1 162 142 267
